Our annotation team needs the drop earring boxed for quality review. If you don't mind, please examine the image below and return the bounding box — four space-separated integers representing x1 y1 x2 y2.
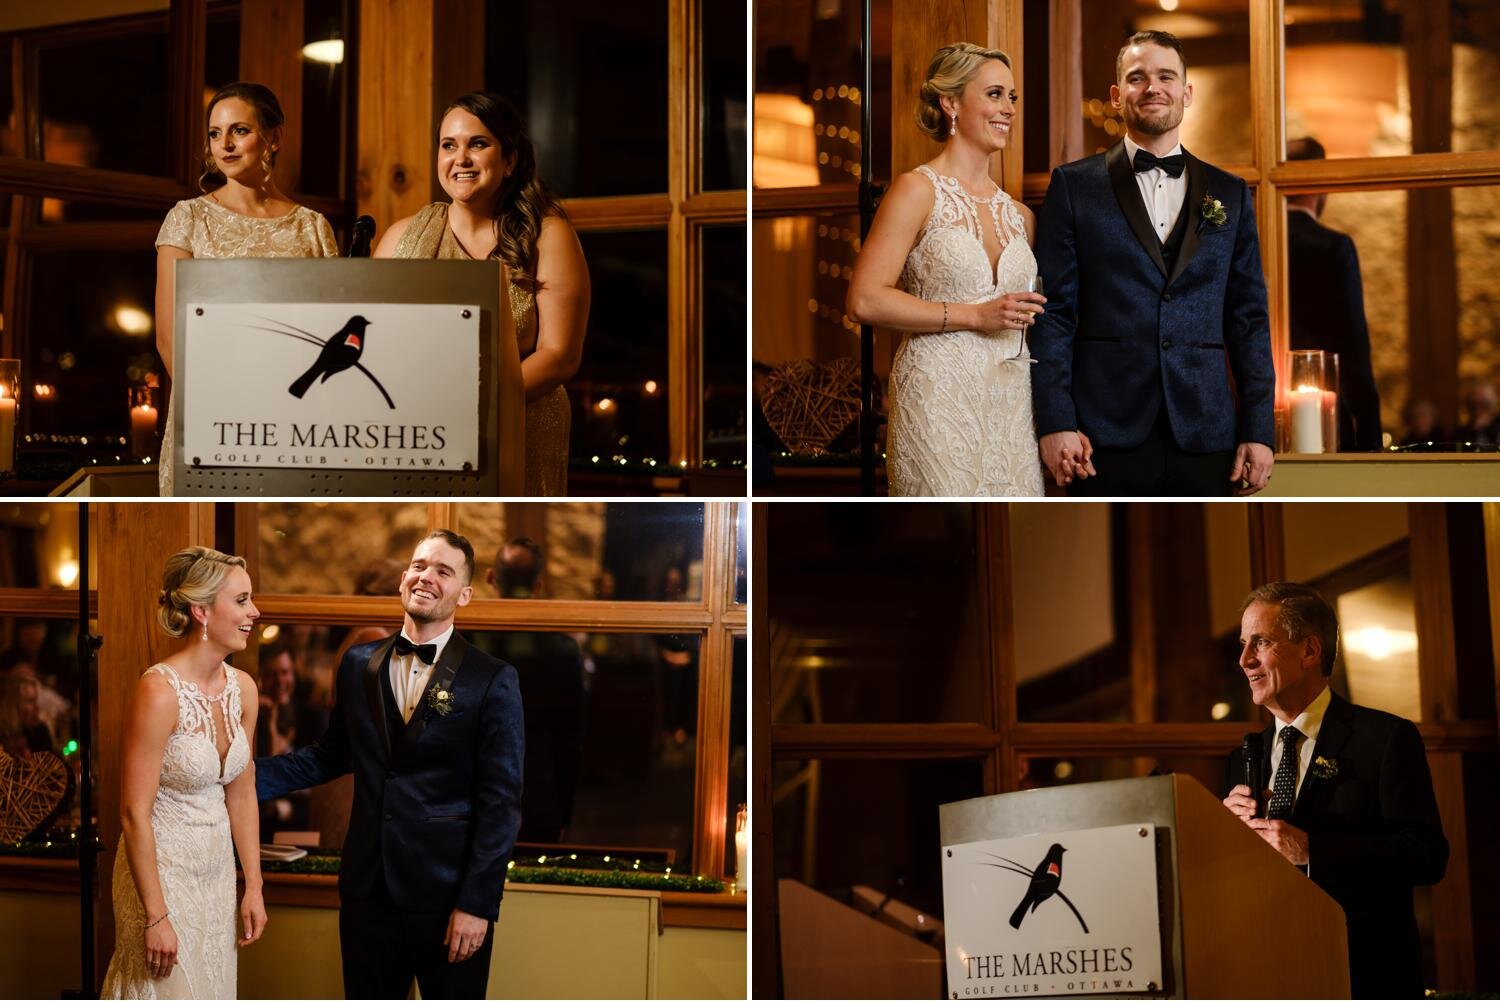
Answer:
202 617 208 642
950 113 958 136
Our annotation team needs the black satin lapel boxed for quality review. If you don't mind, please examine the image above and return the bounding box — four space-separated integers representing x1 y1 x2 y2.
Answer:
1292 704 1350 826
363 636 397 763
1169 153 1209 287
398 631 467 757
1106 141 1168 278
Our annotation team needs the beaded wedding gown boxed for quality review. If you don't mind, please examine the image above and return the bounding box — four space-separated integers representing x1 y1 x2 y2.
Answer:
886 165 1044 496
102 663 249 1000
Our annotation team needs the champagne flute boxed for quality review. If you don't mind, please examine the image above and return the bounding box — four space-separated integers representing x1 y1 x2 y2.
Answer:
1006 274 1043 363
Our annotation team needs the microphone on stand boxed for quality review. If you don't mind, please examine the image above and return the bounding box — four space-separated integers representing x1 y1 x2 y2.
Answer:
347 215 376 258
1242 732 1263 819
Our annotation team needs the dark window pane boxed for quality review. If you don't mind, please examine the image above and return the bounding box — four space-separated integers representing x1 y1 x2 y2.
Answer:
0 611 84 844
767 503 986 723
703 225 746 468
1286 1 1500 159
734 501 747 604
0 34 14 159
571 230 669 469
23 249 158 469
256 503 429 594
38 200 162 225
300 0 349 198
1019 755 1226 801
772 756 984 922
702 0 746 192
485 0 668 197
38 23 171 176
453 501 706 601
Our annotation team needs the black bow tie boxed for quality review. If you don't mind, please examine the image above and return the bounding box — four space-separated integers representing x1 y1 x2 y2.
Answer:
1133 149 1185 178
393 636 437 665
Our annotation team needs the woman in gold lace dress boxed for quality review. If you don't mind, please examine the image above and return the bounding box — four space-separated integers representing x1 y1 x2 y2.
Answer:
154 82 339 496
373 91 590 496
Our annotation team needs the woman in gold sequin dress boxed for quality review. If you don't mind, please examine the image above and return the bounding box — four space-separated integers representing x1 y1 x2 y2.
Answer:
154 83 340 496
374 92 589 497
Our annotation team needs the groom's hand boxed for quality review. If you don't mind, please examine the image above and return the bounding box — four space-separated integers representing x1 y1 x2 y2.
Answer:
1040 431 1093 487
446 908 489 963
1229 442 1274 495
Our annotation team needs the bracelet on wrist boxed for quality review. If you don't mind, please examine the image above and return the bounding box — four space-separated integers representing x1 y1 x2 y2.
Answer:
145 912 169 930
940 301 949 333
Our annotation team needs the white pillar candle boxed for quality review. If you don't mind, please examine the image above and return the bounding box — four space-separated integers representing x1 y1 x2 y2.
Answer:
130 404 159 458
734 828 748 893
0 388 15 473
1290 385 1323 453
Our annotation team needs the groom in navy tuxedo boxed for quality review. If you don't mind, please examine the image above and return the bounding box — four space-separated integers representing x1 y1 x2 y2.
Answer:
256 530 523 999
1031 30 1276 496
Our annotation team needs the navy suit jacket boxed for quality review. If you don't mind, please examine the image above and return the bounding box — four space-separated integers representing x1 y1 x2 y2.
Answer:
1031 142 1275 452
256 632 524 920
1226 691 1448 997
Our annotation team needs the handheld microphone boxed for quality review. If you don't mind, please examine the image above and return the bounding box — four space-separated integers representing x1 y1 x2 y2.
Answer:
1242 733 1263 818
347 215 376 258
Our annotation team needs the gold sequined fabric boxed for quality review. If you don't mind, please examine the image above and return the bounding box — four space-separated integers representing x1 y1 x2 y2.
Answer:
392 202 569 495
154 197 340 495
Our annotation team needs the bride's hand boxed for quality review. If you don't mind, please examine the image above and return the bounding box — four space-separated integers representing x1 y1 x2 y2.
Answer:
971 291 1046 333
145 916 178 979
239 886 268 946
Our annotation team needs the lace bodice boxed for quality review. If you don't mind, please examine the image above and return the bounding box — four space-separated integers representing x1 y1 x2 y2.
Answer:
102 662 247 999
885 166 1044 497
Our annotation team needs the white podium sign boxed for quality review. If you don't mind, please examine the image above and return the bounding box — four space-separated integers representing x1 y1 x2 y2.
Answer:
181 302 481 471
941 823 1163 998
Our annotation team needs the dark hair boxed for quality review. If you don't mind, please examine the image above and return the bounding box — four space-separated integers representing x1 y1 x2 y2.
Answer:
442 91 564 294
1241 582 1340 677
1116 30 1187 83
423 529 476 585
199 82 286 192
1287 136 1327 161
495 537 544 595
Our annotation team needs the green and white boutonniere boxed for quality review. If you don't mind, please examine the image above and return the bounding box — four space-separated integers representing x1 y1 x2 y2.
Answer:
1310 755 1338 780
1201 194 1228 227
426 687 455 717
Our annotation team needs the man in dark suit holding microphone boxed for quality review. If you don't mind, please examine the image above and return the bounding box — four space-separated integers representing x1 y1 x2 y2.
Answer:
1031 30 1276 495
256 530 523 999
1222 582 1447 998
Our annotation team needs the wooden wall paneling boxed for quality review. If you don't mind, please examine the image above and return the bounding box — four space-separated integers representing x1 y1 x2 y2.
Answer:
748 184 859 217
430 0 485 205
889 0 992 181
3 38 29 361
238 0 305 198
1128 505 1155 731
691 503 733 878
1247 502 1285 586
1047 0 1082 171
0 159 188 209
994 0 1022 199
1428 751 1475 992
427 500 455 533
1487 503 1500 747
667 0 698 469
1410 503 1459 723
983 506 1017 792
168 0 207 189
1269 151 1500 193
252 593 714 631
751 502 774 999
94 502 214 983
1248 0 1287 412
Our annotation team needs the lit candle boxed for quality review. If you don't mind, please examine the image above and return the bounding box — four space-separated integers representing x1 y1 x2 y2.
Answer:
130 403 159 458
1289 385 1323 453
0 384 14 474
734 804 748 893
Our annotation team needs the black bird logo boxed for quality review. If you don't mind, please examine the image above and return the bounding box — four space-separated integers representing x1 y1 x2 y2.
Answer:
978 843 1090 933
288 315 371 399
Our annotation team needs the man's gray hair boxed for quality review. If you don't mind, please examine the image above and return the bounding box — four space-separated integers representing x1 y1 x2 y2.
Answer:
1241 582 1339 676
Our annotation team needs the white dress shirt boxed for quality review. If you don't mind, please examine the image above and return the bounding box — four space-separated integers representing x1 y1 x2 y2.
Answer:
389 624 454 723
1270 683 1332 805
1122 134 1187 242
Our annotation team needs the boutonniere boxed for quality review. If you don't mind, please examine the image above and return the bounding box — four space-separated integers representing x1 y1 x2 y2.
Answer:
1201 194 1228 227
1310 755 1338 780
426 687 455 717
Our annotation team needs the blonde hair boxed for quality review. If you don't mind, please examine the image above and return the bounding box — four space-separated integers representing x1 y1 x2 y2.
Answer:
157 547 248 637
916 42 1012 141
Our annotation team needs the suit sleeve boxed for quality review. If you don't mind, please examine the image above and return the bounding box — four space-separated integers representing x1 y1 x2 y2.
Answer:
1307 718 1449 887
455 663 524 920
1222 180 1276 448
254 656 354 800
1334 234 1383 450
1030 167 1080 435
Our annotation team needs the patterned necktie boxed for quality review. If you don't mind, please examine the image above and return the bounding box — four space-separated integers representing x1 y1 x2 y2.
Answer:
1266 725 1303 820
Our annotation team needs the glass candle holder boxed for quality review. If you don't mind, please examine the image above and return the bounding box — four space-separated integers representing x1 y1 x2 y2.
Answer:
0 360 19 474
1288 350 1336 454
128 384 162 461
734 803 748 894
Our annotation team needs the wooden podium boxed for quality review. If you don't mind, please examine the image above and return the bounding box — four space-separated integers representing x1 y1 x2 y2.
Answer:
941 774 1350 999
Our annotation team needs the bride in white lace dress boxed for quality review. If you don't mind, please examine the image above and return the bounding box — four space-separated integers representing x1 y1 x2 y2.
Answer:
848 42 1093 495
102 548 266 999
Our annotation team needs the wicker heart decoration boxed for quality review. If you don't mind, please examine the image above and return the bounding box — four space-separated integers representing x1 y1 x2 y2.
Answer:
762 358 861 456
0 748 69 843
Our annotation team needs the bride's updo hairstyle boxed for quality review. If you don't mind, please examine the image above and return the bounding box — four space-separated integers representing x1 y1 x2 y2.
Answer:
158 547 248 637
916 42 1012 141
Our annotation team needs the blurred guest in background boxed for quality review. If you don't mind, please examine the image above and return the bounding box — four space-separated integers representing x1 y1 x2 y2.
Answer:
1458 381 1498 446
1399 399 1445 449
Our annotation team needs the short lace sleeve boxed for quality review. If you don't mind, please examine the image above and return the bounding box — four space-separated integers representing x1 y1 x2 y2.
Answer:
155 200 196 252
312 211 339 257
